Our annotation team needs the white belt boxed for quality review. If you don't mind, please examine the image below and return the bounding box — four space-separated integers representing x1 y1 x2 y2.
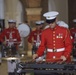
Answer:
6 39 17 42
47 48 65 52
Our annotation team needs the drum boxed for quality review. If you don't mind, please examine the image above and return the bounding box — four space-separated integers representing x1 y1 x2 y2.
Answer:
17 23 31 47
17 23 31 38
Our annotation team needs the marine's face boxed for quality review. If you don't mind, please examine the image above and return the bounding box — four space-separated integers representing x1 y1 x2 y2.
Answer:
49 22 56 29
9 23 16 28
40 24 44 29
36 25 41 30
9 23 13 28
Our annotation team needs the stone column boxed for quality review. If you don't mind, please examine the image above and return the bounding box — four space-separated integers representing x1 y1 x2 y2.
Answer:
26 8 42 25
25 0 42 57
25 0 42 26
4 0 19 27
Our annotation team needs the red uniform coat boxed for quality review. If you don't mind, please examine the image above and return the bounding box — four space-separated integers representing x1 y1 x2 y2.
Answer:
28 29 42 44
0 28 21 46
36 25 72 62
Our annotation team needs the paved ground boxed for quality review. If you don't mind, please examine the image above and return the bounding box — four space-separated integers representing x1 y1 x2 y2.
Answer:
0 60 8 75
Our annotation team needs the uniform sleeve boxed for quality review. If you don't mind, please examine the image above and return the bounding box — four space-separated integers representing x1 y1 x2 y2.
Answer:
28 31 34 43
63 29 73 58
36 32 46 56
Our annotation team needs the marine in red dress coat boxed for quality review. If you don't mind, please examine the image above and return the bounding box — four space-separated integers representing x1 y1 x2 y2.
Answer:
28 21 44 54
0 20 21 46
0 28 21 45
33 11 72 63
0 20 21 56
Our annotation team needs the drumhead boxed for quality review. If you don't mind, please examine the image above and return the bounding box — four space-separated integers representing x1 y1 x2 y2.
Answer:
17 23 30 37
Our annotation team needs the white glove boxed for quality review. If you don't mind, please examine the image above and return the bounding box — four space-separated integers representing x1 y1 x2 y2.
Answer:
36 56 44 62
60 56 66 61
17 68 22 73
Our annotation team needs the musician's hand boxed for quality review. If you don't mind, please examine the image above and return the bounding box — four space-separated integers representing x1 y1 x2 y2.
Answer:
60 56 66 61
33 54 38 59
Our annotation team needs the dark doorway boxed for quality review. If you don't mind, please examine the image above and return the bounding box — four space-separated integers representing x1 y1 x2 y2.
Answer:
68 0 76 28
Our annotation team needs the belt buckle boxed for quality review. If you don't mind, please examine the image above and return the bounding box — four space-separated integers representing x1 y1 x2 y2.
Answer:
53 49 57 52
